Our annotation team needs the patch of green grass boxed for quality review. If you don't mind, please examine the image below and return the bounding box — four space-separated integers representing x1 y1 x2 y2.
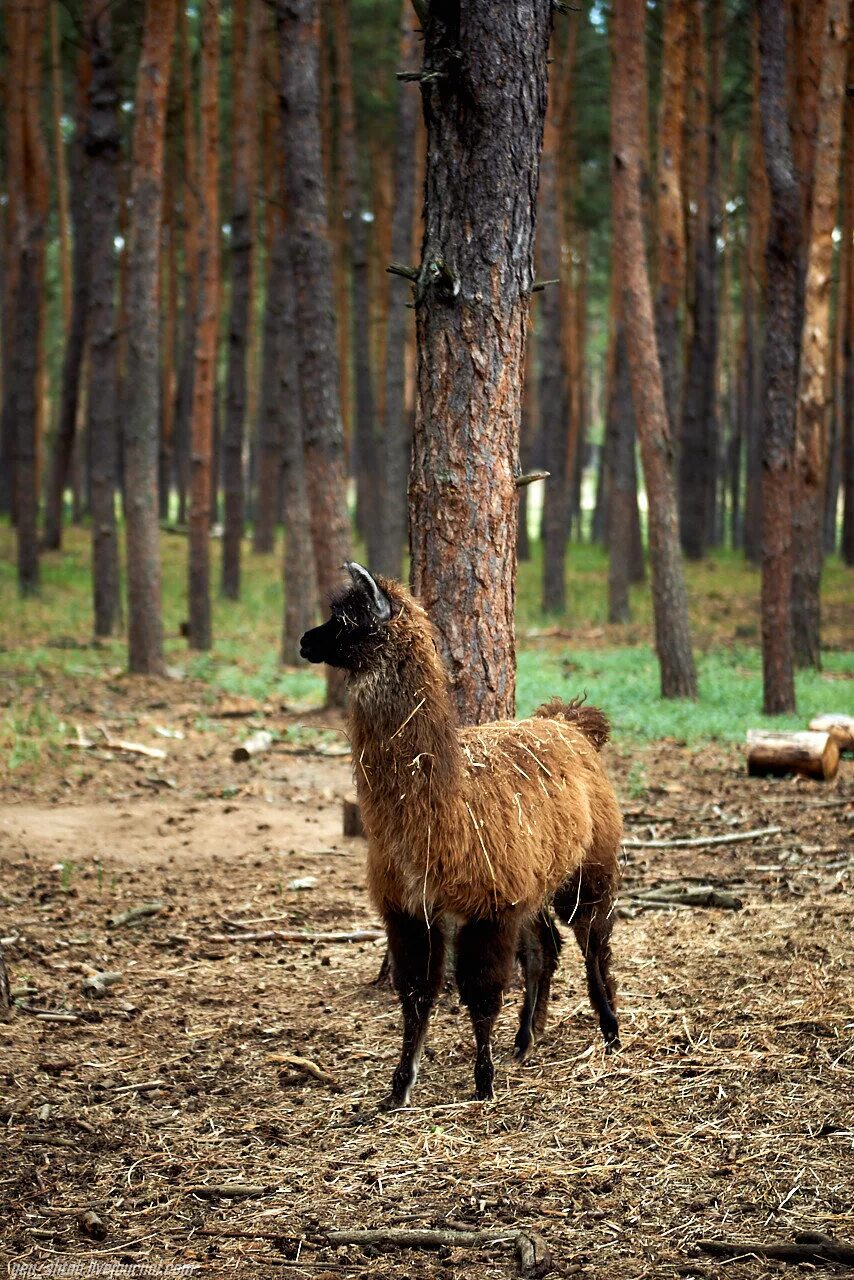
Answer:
516 645 853 745
1 523 851 747
1 697 67 771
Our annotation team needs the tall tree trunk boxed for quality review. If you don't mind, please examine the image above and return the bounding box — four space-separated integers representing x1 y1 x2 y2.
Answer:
280 231 319 663
374 0 419 581
9 0 50 594
42 53 90 551
741 19 769 562
678 0 720 561
607 323 636 624
221 0 260 599
173 3 198 529
842 63 854 566
334 0 380 567
159 160 178 521
757 0 801 715
791 0 849 668
188 0 221 650
409 1 552 725
85 0 121 637
612 0 697 699
277 0 353 708
124 0 176 674
49 1 71 339
654 0 687 437
540 29 572 615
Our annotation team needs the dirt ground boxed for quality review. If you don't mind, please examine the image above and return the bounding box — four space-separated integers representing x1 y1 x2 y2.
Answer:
1 675 852 1278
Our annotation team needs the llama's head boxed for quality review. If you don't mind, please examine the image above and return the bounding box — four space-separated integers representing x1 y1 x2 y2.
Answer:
300 562 395 672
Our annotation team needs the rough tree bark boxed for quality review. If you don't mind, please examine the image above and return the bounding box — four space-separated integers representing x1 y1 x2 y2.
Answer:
791 0 850 669
43 53 90 551
173 3 198 527
85 0 122 637
540 21 576 616
279 231 319 663
8 0 50 594
374 0 420 581
123 0 176 674
221 0 260 599
843 59 854 566
741 17 769 563
334 0 381 567
757 0 802 715
607 322 637 625
611 0 698 699
277 0 353 707
654 0 687 438
409 0 552 725
188 0 221 650
679 0 721 561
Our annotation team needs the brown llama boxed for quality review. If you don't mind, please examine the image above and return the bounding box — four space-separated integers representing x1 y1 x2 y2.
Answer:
300 563 623 1106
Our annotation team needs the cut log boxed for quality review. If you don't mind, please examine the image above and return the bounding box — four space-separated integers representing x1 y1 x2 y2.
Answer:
746 730 839 781
232 730 273 762
808 714 854 752
343 793 366 837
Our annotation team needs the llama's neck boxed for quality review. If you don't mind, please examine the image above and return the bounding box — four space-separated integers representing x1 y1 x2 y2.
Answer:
347 633 464 801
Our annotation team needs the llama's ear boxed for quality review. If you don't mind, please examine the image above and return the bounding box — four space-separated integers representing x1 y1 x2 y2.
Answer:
344 561 392 622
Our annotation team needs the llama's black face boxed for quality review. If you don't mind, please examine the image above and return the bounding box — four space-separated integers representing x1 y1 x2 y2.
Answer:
300 562 392 672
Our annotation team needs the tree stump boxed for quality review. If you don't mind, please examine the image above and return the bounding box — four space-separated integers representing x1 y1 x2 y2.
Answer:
808 714 854 753
343 793 365 838
746 730 840 781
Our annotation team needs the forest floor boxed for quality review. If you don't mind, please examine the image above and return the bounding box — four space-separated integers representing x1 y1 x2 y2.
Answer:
1 529 853 1277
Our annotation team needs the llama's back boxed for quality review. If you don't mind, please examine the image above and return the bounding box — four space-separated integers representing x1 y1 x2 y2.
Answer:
442 712 622 918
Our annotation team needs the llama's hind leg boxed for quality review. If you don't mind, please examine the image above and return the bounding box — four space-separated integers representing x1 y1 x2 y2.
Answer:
456 913 520 1100
514 911 562 1061
555 867 620 1052
383 910 445 1109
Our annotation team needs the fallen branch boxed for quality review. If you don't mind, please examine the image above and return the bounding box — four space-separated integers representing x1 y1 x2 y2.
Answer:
625 885 742 911
697 1233 854 1267
108 902 164 929
623 826 782 850
17 1005 80 1023
188 1183 276 1200
109 1079 166 1096
267 1053 342 1092
82 971 123 999
203 928 385 945
201 1225 550 1277
65 724 168 760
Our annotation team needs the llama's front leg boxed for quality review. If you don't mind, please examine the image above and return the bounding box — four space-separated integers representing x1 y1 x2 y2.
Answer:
456 913 520 1100
382 910 445 1109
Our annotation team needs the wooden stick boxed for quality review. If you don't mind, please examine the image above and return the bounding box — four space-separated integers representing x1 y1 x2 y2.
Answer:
204 929 385 944
626 885 742 910
108 902 164 929
697 1236 854 1266
188 1184 277 1199
267 1053 342 1092
202 1225 551 1276
623 826 782 849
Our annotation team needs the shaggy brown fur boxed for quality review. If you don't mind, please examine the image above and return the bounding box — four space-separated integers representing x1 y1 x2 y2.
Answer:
300 564 623 1105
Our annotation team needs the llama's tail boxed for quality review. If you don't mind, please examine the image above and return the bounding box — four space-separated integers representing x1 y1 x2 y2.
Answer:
533 695 610 751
